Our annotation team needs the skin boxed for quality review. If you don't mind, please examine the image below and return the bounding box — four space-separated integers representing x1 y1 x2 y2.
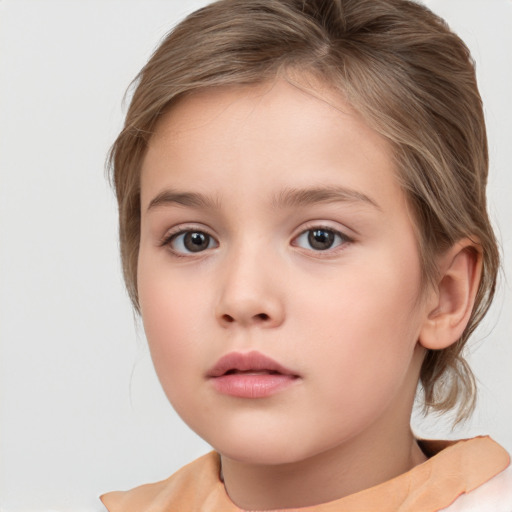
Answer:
137 79 465 509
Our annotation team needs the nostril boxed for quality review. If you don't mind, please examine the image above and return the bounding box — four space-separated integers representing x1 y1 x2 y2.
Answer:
219 312 273 325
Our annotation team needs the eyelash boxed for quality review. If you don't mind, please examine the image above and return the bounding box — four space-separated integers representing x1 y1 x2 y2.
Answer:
159 226 218 257
160 224 353 257
291 224 353 254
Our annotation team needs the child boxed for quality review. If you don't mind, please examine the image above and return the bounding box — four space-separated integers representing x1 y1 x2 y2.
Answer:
100 0 511 510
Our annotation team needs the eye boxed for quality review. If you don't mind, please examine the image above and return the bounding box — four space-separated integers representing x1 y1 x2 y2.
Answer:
293 227 348 251
166 230 218 254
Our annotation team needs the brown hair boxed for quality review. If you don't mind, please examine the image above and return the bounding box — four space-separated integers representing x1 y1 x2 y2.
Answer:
108 0 499 421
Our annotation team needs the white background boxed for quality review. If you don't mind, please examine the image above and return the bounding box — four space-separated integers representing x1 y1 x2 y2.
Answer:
0 1 511 510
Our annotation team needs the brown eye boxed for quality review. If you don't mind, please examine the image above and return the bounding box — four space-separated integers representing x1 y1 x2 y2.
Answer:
184 232 210 252
308 229 335 250
293 227 348 251
169 230 217 254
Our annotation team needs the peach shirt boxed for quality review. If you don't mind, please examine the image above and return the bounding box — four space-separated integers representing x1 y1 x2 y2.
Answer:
101 436 510 512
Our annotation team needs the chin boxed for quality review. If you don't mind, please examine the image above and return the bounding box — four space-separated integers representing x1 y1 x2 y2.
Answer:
205 426 328 467
174 398 344 466
186 414 308 465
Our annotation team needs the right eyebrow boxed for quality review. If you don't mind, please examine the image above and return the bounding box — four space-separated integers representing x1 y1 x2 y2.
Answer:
146 190 220 212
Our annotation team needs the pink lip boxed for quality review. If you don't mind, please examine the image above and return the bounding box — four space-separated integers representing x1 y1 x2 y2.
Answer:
207 351 300 398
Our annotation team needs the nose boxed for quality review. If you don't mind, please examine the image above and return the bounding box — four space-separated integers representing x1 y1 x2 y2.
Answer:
215 250 285 329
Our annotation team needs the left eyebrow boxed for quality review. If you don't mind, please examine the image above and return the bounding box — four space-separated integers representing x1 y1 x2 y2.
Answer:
271 185 381 211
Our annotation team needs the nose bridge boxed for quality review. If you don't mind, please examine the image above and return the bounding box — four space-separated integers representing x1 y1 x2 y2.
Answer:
216 235 285 328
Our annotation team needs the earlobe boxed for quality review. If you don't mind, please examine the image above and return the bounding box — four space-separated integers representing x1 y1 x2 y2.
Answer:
419 239 483 350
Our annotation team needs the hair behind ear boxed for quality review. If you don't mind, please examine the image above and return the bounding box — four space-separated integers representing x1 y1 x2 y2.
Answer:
418 241 485 422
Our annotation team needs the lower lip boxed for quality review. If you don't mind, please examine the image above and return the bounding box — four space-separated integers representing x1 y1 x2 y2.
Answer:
210 373 298 398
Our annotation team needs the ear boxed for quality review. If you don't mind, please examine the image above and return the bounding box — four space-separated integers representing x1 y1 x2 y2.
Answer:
419 239 483 350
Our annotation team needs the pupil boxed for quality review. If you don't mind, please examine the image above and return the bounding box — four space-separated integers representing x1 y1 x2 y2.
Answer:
185 232 209 252
308 229 334 250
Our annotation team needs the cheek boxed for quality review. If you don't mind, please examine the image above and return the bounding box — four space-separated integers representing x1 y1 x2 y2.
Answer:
296 252 423 398
137 261 211 392
300 252 421 340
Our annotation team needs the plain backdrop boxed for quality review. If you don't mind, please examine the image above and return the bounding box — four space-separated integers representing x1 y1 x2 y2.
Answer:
0 1 511 511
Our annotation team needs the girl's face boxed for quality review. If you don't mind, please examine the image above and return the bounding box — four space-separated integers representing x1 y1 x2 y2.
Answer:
138 79 430 465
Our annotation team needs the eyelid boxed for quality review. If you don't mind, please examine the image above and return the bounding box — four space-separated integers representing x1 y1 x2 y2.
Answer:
159 224 219 256
291 222 354 252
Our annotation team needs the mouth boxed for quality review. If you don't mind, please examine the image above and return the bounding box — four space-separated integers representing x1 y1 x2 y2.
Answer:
207 350 298 378
207 351 300 398
223 369 283 375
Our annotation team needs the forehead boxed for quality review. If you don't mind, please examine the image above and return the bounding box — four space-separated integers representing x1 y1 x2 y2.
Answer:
141 78 401 214
151 78 387 152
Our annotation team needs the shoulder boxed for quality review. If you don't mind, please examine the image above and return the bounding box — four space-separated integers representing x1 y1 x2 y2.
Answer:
441 464 512 512
100 451 223 512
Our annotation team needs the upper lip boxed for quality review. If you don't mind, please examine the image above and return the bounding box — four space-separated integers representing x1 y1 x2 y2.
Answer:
207 351 298 378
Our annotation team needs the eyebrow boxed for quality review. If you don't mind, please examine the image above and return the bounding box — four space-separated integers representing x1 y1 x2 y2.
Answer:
271 186 381 211
147 190 220 212
146 185 381 212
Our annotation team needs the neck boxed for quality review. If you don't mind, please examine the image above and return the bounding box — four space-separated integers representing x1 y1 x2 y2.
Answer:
221 423 427 510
